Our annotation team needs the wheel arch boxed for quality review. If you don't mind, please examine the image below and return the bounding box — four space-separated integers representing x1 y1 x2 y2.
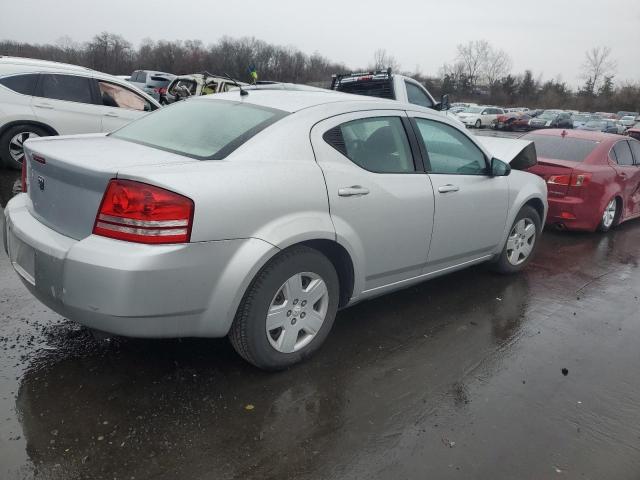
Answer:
523 197 545 224
0 120 59 138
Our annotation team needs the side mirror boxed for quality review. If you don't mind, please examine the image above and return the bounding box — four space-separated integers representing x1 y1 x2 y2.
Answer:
440 94 450 111
491 157 511 177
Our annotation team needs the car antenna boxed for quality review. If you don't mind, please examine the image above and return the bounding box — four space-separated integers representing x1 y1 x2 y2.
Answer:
221 72 248 97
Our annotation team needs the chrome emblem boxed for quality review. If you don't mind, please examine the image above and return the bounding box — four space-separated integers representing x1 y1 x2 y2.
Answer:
38 176 45 191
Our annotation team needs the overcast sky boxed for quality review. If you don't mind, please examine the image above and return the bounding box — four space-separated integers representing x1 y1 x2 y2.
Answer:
1 0 639 85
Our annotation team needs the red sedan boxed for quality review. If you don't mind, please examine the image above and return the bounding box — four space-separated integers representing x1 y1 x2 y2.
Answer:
522 129 640 231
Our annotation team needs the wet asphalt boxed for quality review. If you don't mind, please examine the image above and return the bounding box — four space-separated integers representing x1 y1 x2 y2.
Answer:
1 150 640 479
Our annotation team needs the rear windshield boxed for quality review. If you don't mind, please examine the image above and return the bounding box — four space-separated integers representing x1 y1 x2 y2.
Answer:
522 134 599 162
112 99 288 159
336 79 394 100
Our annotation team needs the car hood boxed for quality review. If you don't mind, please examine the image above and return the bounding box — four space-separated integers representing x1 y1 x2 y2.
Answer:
474 137 537 170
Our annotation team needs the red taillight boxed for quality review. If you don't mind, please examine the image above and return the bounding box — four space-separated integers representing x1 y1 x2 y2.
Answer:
21 158 27 193
154 87 167 95
547 175 570 186
93 179 194 244
570 172 591 187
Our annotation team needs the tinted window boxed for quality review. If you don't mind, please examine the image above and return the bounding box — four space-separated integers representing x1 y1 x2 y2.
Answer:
112 99 287 159
38 74 93 104
613 141 634 166
415 118 487 175
405 82 433 108
325 117 414 173
98 81 151 111
0 74 38 95
522 134 599 162
629 140 640 164
146 76 173 88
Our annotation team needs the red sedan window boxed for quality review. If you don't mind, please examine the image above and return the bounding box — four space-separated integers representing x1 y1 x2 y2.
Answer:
612 141 634 166
522 134 599 162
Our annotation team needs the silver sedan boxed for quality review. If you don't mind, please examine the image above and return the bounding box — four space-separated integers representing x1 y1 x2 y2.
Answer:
3 90 547 369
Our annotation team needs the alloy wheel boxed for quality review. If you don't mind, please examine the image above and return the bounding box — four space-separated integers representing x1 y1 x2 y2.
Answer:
506 218 536 266
9 131 40 164
602 198 617 229
265 272 329 353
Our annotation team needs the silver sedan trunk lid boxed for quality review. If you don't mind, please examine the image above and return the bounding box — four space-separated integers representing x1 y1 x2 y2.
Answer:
24 134 195 240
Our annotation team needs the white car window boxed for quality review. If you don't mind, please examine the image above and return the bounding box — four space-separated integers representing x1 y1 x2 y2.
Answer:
98 81 149 111
38 74 94 104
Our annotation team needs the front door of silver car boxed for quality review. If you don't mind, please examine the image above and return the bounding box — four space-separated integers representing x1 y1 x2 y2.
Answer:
311 110 435 292
409 114 509 271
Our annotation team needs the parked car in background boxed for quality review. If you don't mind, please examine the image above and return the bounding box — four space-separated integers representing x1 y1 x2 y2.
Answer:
616 111 639 120
626 126 640 141
572 113 595 129
128 70 176 103
164 73 248 104
493 112 532 131
523 129 640 231
528 111 573 130
456 105 505 128
4 89 546 369
577 119 619 134
0 56 160 169
619 115 637 129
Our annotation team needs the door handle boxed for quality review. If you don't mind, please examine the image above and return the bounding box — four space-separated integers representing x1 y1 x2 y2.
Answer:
338 186 370 197
34 103 54 109
104 112 119 118
438 184 460 193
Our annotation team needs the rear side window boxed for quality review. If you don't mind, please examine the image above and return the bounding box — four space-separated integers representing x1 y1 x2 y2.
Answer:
324 117 414 173
629 140 640 164
0 74 38 95
37 74 94 104
112 99 287 159
522 134 599 162
405 81 433 108
612 141 634 166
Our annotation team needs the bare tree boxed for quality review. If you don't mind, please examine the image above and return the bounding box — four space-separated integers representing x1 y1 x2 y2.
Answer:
581 46 616 91
456 40 490 88
371 48 399 71
484 47 512 85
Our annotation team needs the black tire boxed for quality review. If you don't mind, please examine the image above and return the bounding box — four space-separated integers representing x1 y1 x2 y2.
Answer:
229 245 340 370
0 124 50 170
597 197 619 232
492 205 541 274
475 119 482 129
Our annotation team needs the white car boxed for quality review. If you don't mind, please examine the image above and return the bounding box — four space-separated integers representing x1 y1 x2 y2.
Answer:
620 115 637 129
4 89 547 369
0 56 161 169
457 106 505 128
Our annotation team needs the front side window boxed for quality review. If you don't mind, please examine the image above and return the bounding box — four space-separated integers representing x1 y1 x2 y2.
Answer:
405 81 433 108
112 99 287 159
98 81 151 111
0 74 38 95
324 117 414 173
37 74 93 104
613 141 634 166
414 118 487 175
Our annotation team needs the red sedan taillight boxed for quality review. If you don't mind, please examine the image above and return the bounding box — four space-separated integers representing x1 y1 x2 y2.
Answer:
93 179 194 244
21 158 27 193
547 173 592 187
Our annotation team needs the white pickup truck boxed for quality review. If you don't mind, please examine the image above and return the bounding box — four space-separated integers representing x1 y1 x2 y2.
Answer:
330 69 461 125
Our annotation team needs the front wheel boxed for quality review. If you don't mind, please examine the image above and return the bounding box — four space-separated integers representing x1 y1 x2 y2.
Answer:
475 119 482 129
229 246 339 370
492 206 541 274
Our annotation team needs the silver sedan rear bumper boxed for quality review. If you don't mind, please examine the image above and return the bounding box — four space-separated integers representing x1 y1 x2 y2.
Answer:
3 194 277 338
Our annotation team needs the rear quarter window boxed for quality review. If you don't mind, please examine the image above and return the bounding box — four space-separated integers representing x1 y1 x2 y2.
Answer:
111 99 288 159
522 134 599 162
0 74 38 95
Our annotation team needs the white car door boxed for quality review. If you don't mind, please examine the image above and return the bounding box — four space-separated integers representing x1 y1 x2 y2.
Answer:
311 111 435 292
95 79 154 132
409 114 509 271
30 73 102 135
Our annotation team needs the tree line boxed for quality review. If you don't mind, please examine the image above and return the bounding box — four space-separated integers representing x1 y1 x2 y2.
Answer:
1 34 638 112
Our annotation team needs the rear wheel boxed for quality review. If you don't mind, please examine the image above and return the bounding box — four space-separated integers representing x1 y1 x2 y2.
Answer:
493 206 541 274
598 198 619 232
0 125 49 170
229 246 339 370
